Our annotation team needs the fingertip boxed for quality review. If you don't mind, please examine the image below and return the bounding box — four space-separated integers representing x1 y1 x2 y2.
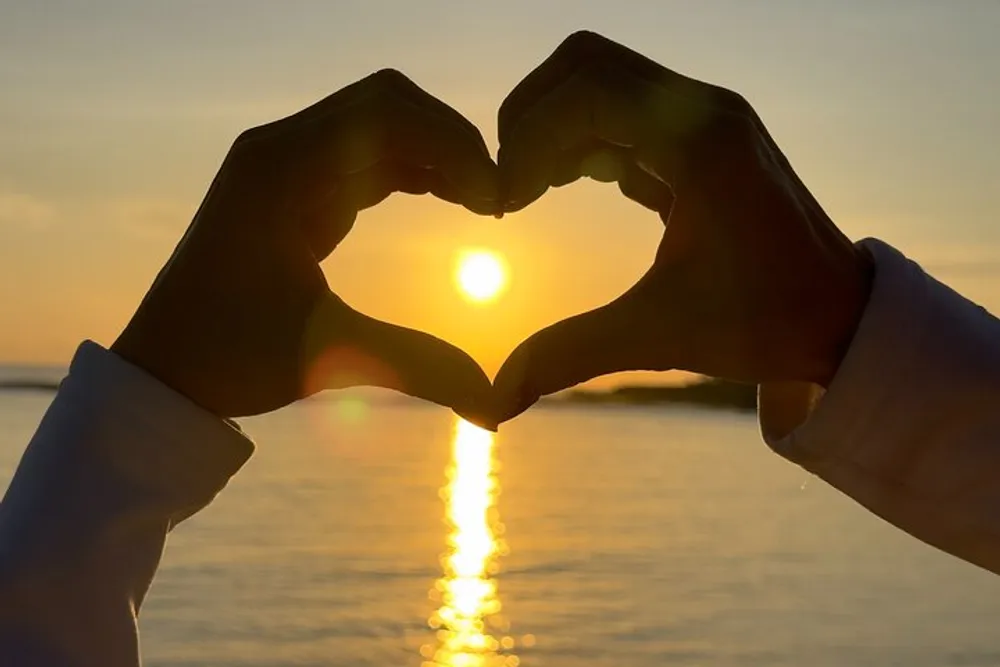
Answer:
497 136 553 212
450 161 501 206
501 197 538 215
425 344 499 428
454 407 499 432
499 175 548 213
461 193 505 218
450 377 500 430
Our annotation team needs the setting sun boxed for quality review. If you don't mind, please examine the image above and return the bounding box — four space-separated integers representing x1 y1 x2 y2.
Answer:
455 249 507 303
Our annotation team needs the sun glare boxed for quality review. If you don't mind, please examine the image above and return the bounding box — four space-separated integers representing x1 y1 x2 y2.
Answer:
456 250 507 303
426 418 515 667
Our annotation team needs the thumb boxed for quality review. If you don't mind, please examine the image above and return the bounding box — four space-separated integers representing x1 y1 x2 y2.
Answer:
302 293 497 430
493 279 673 423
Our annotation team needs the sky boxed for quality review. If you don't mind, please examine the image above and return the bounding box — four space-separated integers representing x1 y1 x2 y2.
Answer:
1 1 998 383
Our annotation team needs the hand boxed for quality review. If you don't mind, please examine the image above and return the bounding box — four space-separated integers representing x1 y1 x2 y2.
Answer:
493 31 874 422
112 70 500 424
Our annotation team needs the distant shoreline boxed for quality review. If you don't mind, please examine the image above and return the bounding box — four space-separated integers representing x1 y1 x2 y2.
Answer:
0 377 758 413
0 380 61 392
546 378 757 412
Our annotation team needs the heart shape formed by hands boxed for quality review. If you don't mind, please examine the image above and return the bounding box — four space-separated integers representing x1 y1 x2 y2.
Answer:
113 31 872 429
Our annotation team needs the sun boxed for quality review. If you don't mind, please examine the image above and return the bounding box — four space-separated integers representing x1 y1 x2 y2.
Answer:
455 249 507 303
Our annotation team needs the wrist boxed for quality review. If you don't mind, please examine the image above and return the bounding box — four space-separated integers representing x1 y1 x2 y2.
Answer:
810 245 875 388
110 328 220 418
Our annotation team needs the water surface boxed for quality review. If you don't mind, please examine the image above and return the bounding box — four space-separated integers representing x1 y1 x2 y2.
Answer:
2 391 999 666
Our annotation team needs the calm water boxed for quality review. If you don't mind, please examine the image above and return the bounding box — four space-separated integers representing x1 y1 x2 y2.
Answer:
2 389 1000 666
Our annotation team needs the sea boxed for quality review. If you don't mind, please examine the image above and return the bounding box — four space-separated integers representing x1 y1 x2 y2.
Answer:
2 369 1000 667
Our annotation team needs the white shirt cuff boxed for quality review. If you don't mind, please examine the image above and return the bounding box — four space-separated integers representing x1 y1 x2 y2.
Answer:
57 341 255 514
758 238 928 468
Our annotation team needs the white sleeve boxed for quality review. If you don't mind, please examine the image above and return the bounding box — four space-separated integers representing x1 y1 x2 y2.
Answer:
0 341 254 667
760 238 1000 575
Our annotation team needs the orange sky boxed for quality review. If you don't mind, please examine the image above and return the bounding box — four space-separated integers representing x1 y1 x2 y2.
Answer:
1 2 998 389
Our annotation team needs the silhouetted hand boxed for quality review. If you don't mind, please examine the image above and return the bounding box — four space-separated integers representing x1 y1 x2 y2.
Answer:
493 31 874 422
112 70 500 424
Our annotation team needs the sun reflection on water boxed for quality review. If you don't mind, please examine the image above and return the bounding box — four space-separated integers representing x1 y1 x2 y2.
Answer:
424 419 517 667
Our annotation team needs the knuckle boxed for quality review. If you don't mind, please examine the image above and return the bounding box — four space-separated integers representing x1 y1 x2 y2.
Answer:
559 29 608 58
713 87 753 116
231 124 273 157
233 126 259 146
366 67 414 92
360 71 419 119
224 129 280 182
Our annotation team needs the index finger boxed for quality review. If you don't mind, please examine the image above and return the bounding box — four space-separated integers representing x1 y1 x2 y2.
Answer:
497 62 694 212
235 70 502 260
500 31 827 226
499 31 745 145
496 32 757 211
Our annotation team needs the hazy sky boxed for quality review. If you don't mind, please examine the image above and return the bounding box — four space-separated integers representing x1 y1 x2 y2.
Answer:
1 1 998 378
